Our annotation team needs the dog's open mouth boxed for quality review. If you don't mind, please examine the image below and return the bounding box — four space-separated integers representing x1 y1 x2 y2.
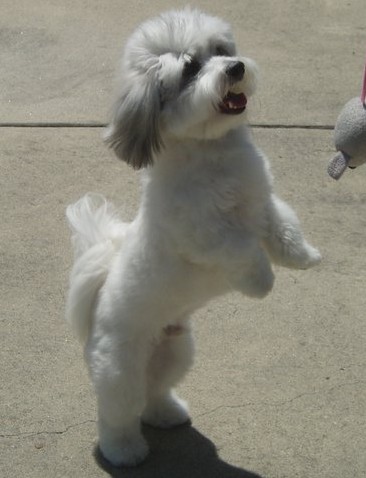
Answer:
219 92 247 115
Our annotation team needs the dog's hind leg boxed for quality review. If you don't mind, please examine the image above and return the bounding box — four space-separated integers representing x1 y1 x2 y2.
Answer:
88 334 150 467
142 321 194 428
263 194 321 270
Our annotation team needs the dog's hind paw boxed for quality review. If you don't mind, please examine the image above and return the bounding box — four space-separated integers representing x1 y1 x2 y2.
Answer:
142 392 190 429
99 435 149 468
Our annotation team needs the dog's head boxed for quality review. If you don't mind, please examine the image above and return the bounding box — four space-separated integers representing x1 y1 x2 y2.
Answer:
104 8 259 169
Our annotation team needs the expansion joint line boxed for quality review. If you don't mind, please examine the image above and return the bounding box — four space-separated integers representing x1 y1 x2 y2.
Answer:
0 122 333 130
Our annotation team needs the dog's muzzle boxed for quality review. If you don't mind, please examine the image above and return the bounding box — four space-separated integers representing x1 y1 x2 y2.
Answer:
219 61 247 115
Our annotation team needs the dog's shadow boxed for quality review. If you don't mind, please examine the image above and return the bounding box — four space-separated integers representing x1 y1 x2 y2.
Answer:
94 423 265 478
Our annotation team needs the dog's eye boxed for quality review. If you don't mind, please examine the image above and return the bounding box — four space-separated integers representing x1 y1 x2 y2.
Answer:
215 46 229 57
183 58 201 79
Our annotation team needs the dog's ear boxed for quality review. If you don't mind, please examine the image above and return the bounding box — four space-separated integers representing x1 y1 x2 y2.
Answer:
104 76 163 169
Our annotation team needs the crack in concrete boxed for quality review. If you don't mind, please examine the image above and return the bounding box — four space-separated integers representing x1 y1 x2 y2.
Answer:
0 419 95 439
196 380 366 418
2 382 365 436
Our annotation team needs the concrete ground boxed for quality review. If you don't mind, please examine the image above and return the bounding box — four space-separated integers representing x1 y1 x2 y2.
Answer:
1 1 366 477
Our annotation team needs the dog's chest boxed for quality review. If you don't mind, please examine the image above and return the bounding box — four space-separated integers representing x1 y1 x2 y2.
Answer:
163 160 268 231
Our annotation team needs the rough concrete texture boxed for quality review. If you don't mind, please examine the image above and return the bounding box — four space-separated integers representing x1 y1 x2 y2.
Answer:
2 0 366 125
1 1 366 478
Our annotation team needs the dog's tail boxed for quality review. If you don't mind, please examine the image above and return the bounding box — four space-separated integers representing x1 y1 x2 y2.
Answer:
65 193 127 344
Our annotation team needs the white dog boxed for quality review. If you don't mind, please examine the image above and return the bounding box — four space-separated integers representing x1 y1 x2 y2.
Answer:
65 8 321 467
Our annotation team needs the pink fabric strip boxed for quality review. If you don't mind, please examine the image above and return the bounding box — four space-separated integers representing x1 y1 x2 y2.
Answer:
361 56 366 105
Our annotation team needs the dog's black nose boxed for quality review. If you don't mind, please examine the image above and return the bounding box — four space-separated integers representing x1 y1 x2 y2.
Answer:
226 61 245 81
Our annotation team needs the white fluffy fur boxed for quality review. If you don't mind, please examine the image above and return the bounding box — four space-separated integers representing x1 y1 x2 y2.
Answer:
65 8 321 467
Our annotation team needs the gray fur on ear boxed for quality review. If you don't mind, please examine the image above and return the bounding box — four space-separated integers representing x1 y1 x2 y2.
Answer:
104 77 163 169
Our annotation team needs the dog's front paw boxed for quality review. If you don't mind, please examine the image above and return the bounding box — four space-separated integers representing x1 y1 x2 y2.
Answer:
232 253 275 298
286 241 322 270
142 392 190 429
300 243 322 269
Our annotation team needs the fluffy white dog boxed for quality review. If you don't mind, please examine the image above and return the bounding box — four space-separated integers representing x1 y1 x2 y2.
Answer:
66 8 321 467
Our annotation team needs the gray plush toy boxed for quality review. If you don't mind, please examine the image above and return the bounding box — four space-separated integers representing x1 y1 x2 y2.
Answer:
328 60 366 180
